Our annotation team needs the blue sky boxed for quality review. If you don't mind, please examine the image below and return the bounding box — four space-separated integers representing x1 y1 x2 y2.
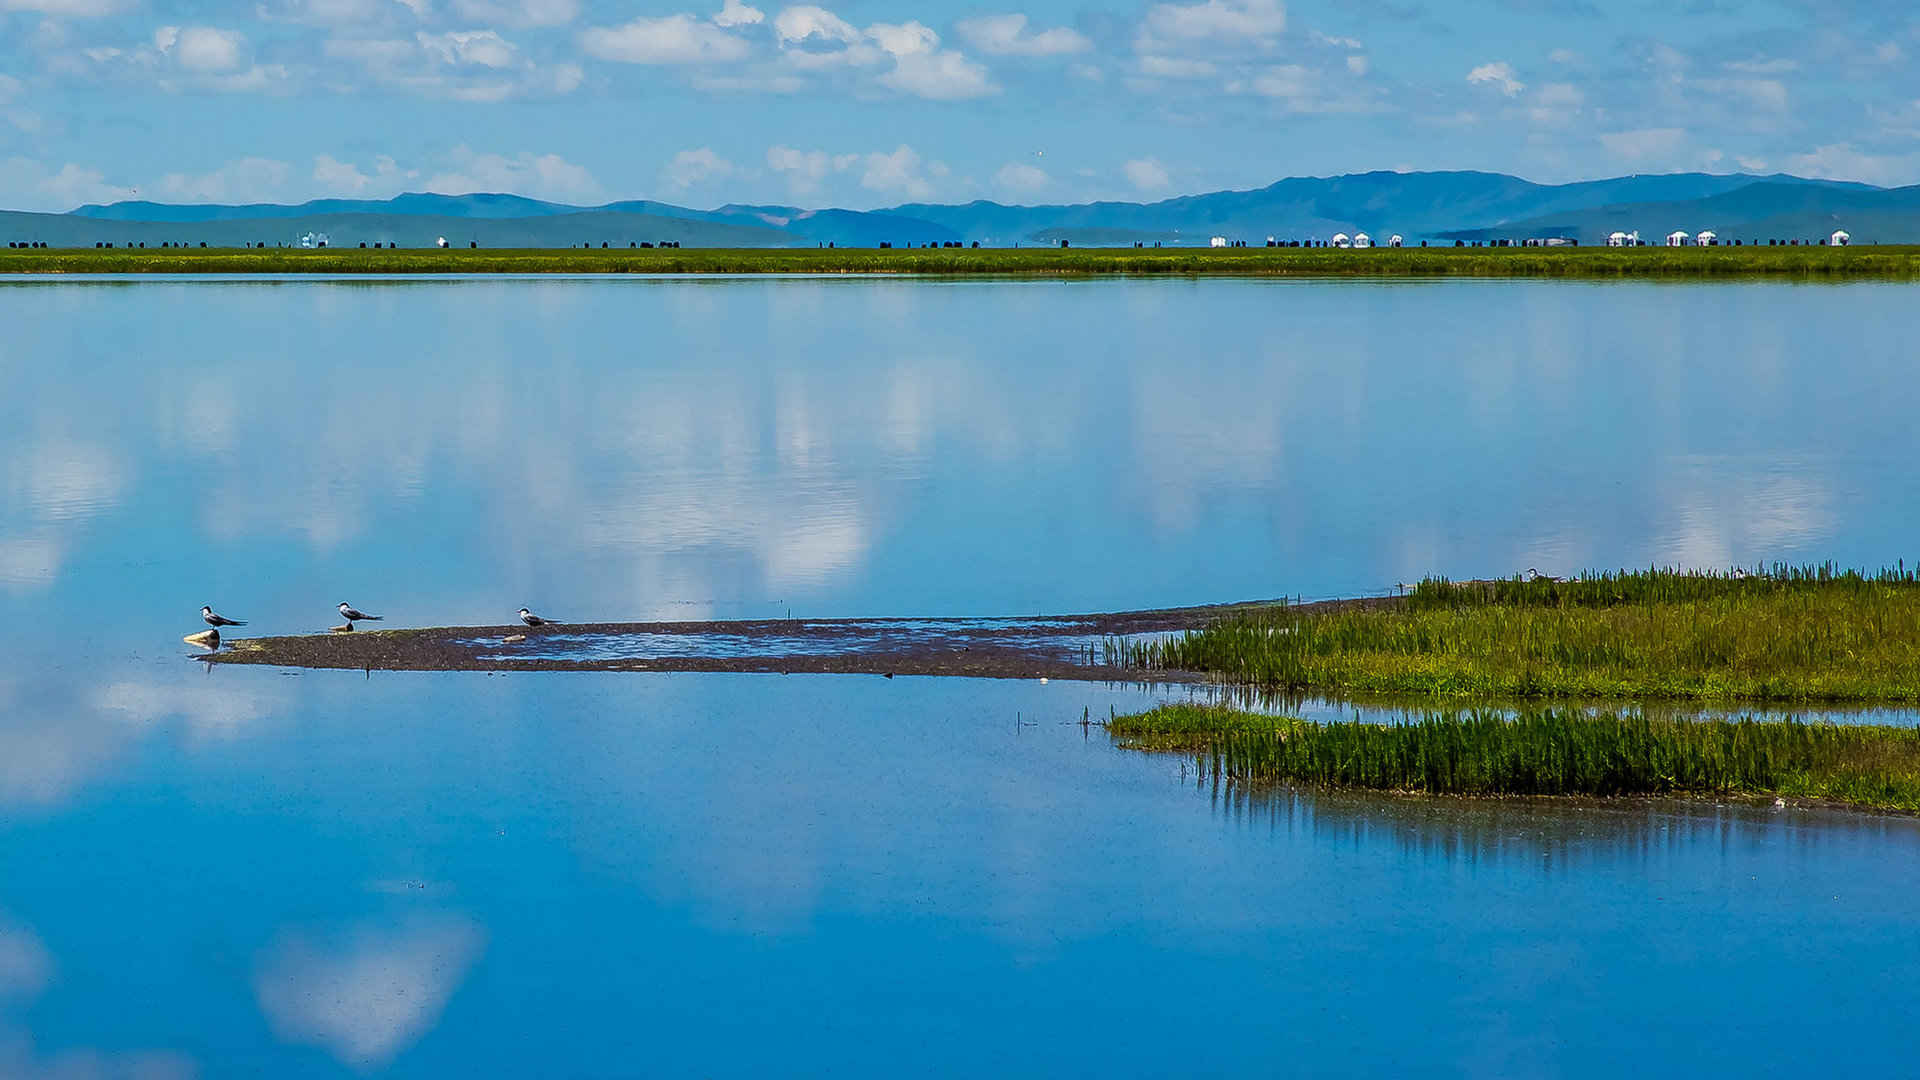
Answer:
0 0 1916 211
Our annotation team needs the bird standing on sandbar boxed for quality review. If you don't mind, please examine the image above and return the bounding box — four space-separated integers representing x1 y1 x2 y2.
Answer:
202 605 246 627
519 608 558 627
338 602 381 626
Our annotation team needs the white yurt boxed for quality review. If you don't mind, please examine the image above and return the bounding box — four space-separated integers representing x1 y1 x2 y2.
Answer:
1666 230 1689 247
1388 234 1404 247
1353 232 1373 248
1696 230 1717 246
1209 236 1227 248
1331 233 1352 248
1832 230 1851 246
1608 231 1630 247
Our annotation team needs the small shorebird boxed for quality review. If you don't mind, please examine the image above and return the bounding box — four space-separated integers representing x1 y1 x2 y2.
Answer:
519 608 558 627
1525 568 1563 583
338 602 382 625
202 605 246 627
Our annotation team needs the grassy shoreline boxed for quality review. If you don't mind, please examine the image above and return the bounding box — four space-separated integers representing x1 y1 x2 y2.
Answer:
7 245 1920 277
1112 705 1920 812
1115 566 1920 704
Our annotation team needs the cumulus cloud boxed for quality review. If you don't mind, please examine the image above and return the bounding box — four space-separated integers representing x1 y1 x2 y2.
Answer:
153 25 246 72
424 147 602 201
765 143 944 200
1123 157 1171 192
0 920 50 1001
663 147 734 190
774 5 862 46
955 14 1090 57
1785 143 1920 187
0 157 135 213
254 916 485 1070
1467 60 1524 96
312 153 415 195
712 0 763 27
581 13 752 64
993 160 1049 193
1138 0 1285 49
416 29 517 68
1137 54 1216 78
769 7 995 99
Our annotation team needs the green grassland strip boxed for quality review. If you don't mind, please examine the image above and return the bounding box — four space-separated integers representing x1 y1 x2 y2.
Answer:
1116 566 1920 704
1111 704 1920 812
7 246 1920 277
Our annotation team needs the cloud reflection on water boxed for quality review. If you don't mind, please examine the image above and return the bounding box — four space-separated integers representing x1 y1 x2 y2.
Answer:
252 914 485 1071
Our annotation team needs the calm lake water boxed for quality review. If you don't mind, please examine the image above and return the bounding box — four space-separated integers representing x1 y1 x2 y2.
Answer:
3 276 1918 1075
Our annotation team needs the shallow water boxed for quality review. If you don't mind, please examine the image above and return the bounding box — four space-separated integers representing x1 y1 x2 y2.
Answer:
3 275 1919 1074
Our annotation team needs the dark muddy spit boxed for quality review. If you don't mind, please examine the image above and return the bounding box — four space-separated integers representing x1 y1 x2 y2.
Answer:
200 597 1399 679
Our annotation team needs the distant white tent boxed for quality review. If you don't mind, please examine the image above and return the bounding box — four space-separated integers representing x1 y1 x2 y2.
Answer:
1832 230 1851 246
1331 233 1352 248
1696 230 1718 246
436 236 449 248
1353 232 1373 248
1608 231 1630 247
1388 234 1404 248
1209 236 1228 248
1666 230 1689 247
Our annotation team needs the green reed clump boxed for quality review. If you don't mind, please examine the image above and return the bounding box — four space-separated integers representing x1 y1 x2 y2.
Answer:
1406 562 1920 611
1111 704 1920 810
1118 565 1920 703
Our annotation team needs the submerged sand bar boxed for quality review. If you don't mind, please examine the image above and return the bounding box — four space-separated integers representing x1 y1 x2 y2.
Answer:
203 598 1390 679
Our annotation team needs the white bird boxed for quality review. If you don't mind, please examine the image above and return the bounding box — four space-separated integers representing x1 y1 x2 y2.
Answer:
338 602 381 623
202 605 246 627
519 608 558 627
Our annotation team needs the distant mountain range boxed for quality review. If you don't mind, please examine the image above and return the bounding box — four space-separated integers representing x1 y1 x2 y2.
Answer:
0 170 1911 248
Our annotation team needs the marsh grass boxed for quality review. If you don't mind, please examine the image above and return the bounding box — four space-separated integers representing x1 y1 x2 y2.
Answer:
1115 565 1920 703
1111 704 1920 811
8 246 1920 277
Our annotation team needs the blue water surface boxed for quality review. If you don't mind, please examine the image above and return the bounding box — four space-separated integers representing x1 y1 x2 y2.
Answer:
1 275 1917 1076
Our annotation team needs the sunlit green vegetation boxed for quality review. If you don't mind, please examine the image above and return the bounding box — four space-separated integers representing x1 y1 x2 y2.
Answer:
1113 565 1920 703
1111 705 1920 811
4 245 1920 277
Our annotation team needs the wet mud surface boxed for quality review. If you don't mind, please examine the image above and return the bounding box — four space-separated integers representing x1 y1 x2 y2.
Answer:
201 597 1399 680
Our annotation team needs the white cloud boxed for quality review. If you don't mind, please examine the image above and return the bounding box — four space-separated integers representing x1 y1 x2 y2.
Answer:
448 0 577 27
713 0 763 27
581 13 752 64
1139 0 1284 48
154 157 293 203
0 76 22 105
773 4 861 45
254 916 485 1070
955 14 1089 57
1696 76 1787 112
1598 126 1687 161
857 144 934 198
1547 47 1579 65
417 29 517 68
312 153 414 196
663 147 734 190
1241 63 1312 99
1345 54 1368 76
993 161 1049 194
424 147 603 201
162 27 246 72
880 46 994 99
764 143 943 200
1123 157 1170 192
1785 143 1920 187
0 157 135 212
1467 60 1523 96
